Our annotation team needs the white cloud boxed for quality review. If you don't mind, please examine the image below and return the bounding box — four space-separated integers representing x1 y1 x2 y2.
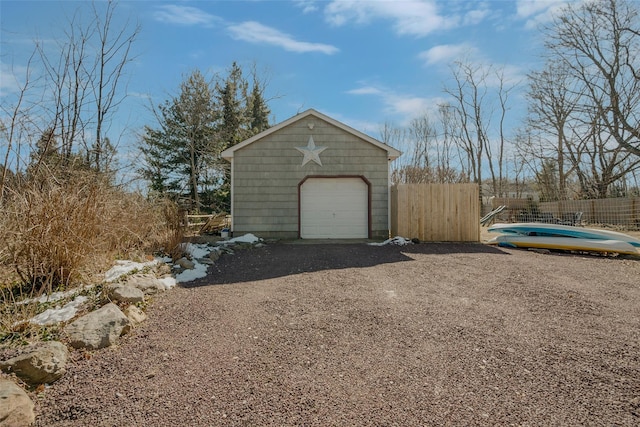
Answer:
418 44 476 66
127 92 153 101
485 64 525 88
347 84 441 123
516 0 558 18
418 44 526 87
515 0 570 29
346 86 383 96
294 0 319 14
385 93 434 117
152 5 338 55
323 0 489 37
463 8 490 26
153 5 220 27
228 21 339 54
310 108 381 137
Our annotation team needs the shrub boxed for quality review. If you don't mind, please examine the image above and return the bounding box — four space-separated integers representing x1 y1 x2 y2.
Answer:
0 171 183 297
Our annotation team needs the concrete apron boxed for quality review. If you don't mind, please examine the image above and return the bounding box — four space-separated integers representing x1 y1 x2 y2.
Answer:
283 239 379 245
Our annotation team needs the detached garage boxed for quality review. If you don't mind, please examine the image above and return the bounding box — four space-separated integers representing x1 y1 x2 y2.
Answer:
221 109 401 240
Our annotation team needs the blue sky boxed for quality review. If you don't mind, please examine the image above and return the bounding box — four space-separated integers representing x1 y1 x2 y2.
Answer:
1 0 571 154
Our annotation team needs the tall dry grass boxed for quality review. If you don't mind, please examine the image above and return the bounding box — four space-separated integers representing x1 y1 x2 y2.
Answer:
0 171 183 299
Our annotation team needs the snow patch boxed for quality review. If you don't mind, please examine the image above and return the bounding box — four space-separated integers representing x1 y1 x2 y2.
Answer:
175 260 208 283
157 276 177 290
181 242 211 259
17 285 94 305
223 233 261 245
368 236 413 246
231 233 261 244
104 259 159 283
25 236 263 318
29 296 89 326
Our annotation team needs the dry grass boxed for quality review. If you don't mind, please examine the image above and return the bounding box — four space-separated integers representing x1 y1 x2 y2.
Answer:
0 172 183 338
153 198 186 262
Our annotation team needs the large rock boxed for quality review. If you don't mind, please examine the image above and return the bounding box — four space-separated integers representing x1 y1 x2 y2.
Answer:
0 380 35 426
209 250 221 262
107 284 145 304
123 305 147 326
126 274 166 295
65 303 130 350
176 257 195 269
0 341 69 385
154 263 172 276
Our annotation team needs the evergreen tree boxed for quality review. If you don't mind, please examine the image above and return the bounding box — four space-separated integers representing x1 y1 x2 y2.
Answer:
248 78 270 134
140 63 272 213
217 62 247 151
140 70 219 211
535 159 560 202
212 62 271 211
30 128 60 172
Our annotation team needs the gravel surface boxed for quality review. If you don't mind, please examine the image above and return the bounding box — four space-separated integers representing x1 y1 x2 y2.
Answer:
29 242 640 426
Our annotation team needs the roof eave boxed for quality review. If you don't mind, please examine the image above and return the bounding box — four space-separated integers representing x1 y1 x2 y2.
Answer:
220 108 403 161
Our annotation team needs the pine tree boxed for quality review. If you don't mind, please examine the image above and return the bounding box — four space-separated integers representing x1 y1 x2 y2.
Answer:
140 70 219 211
140 63 272 213
30 128 60 171
216 62 249 151
248 79 270 134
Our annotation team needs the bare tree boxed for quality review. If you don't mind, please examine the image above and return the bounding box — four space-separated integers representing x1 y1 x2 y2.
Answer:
35 0 139 173
435 104 455 178
0 51 38 198
380 121 408 184
37 11 91 164
493 66 517 197
408 115 436 174
544 0 640 156
525 0 640 198
444 60 487 188
391 115 437 184
438 102 471 181
565 108 640 198
89 0 140 173
444 59 518 198
385 113 469 185
379 121 406 151
524 61 580 199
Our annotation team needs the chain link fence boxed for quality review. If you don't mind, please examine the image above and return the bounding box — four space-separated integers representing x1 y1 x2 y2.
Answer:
484 197 640 231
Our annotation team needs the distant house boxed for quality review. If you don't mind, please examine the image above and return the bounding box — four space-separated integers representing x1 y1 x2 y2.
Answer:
221 109 401 239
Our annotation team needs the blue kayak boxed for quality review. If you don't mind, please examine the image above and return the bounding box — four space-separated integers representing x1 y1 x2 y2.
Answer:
487 234 640 256
487 223 640 248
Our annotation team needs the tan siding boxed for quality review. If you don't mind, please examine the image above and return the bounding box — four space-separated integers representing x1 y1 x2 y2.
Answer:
237 210 298 221
233 193 296 203
232 117 392 239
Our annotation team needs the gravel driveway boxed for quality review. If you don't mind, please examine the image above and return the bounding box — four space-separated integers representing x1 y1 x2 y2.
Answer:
34 242 640 426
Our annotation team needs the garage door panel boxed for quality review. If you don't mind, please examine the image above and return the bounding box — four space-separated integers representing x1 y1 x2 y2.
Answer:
300 178 368 239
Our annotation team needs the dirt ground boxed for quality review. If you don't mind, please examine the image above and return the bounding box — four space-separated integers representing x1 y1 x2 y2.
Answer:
30 242 640 426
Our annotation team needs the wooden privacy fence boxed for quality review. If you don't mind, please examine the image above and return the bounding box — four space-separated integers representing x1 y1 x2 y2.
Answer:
391 184 480 242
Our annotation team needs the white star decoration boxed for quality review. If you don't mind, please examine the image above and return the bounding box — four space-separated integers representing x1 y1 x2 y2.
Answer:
295 136 327 166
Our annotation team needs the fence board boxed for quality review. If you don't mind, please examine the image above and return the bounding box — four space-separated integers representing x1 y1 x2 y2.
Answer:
391 184 480 242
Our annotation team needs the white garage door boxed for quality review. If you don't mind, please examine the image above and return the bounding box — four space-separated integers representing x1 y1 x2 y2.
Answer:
300 177 368 239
